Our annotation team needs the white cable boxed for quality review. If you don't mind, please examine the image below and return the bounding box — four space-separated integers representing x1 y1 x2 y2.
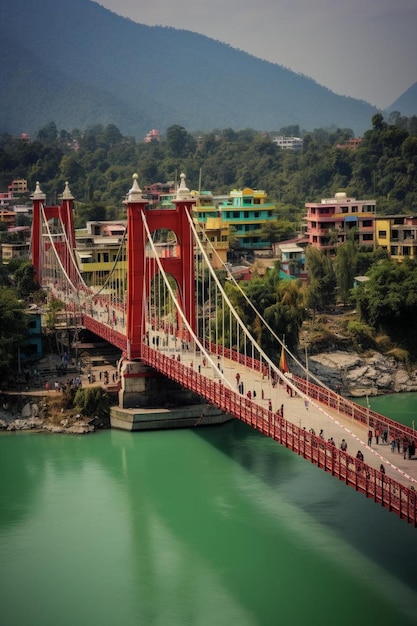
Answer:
140 210 234 390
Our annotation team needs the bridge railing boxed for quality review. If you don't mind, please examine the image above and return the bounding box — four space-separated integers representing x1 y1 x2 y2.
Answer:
202 340 415 443
142 345 417 527
82 315 127 352
291 374 416 443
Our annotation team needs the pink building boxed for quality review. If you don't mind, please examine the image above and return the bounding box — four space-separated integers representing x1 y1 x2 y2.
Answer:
305 192 376 253
144 129 160 143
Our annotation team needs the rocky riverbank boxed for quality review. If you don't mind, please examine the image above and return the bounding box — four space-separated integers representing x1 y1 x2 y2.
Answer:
2 349 416 434
0 395 99 434
307 350 417 397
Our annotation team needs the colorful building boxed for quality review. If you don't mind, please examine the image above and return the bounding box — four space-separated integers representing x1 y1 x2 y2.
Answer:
375 215 417 260
218 187 276 250
276 241 308 280
75 220 127 288
1 240 30 263
142 181 175 205
192 191 229 268
305 192 376 253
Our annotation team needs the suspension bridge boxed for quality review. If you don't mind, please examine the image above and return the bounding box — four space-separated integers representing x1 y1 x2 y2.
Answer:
30 174 417 526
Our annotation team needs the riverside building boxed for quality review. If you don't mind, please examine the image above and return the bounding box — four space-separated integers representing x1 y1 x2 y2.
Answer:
305 192 376 254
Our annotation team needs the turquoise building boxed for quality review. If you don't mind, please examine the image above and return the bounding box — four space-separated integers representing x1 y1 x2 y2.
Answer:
218 187 276 250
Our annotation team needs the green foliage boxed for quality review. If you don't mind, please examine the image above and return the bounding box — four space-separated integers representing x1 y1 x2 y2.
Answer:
60 385 77 410
260 219 296 243
346 321 375 351
73 386 110 419
221 265 305 356
305 247 336 317
13 261 40 298
45 298 65 330
354 257 417 354
1 113 417 223
0 287 27 377
334 237 359 304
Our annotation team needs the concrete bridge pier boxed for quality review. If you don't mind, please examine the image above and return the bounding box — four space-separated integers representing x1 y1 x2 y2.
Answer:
112 359 230 431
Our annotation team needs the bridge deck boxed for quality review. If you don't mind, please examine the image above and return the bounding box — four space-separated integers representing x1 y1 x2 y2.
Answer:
148 331 417 492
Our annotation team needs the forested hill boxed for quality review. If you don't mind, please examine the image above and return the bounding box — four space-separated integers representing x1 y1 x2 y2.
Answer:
1 0 379 138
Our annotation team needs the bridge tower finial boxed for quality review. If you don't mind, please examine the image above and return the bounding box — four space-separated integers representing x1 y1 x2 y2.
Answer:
176 172 191 200
125 173 143 203
31 181 46 200
62 181 74 200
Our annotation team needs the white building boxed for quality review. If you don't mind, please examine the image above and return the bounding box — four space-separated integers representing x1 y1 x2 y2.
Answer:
273 136 303 151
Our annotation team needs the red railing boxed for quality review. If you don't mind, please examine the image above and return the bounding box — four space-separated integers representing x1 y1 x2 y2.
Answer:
142 345 417 527
291 375 416 442
82 315 127 352
204 340 415 443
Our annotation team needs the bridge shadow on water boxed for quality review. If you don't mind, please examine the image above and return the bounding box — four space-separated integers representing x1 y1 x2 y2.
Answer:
190 419 417 597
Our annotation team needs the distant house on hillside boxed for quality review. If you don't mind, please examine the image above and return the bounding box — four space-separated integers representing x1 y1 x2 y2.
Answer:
144 129 160 143
336 138 362 150
273 136 303 151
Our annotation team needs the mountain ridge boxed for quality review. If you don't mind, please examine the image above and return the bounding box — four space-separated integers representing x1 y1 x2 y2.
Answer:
2 0 412 138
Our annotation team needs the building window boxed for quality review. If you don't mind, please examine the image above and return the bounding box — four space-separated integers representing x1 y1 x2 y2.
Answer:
363 220 373 228
378 230 387 238
362 234 373 241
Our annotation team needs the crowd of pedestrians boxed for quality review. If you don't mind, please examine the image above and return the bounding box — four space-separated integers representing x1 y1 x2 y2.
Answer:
367 426 415 459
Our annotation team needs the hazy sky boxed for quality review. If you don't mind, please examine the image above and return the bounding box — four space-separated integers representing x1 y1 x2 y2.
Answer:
96 0 417 109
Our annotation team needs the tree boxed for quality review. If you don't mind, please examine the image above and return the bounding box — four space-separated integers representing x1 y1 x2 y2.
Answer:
354 257 417 354
13 261 40 299
260 219 296 244
334 236 359 304
45 299 65 352
263 279 305 353
0 288 27 377
36 121 58 144
166 125 194 158
74 386 110 420
305 246 336 318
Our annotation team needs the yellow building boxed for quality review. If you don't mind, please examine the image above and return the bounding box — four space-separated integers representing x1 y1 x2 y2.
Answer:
192 191 229 268
75 221 127 288
375 215 417 260
1 241 30 263
8 179 28 195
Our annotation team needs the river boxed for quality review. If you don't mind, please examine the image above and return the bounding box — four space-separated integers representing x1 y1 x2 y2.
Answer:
0 393 417 626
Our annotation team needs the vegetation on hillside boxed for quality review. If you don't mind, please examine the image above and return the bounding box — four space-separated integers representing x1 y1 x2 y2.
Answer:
1 113 417 365
1 112 417 226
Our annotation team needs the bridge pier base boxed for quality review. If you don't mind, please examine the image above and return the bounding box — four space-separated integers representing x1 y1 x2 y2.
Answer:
113 359 231 430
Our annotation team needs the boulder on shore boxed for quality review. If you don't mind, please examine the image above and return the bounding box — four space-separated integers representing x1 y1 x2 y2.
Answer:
308 350 417 396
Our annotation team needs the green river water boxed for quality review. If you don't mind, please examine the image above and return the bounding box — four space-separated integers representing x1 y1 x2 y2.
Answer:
0 393 417 626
